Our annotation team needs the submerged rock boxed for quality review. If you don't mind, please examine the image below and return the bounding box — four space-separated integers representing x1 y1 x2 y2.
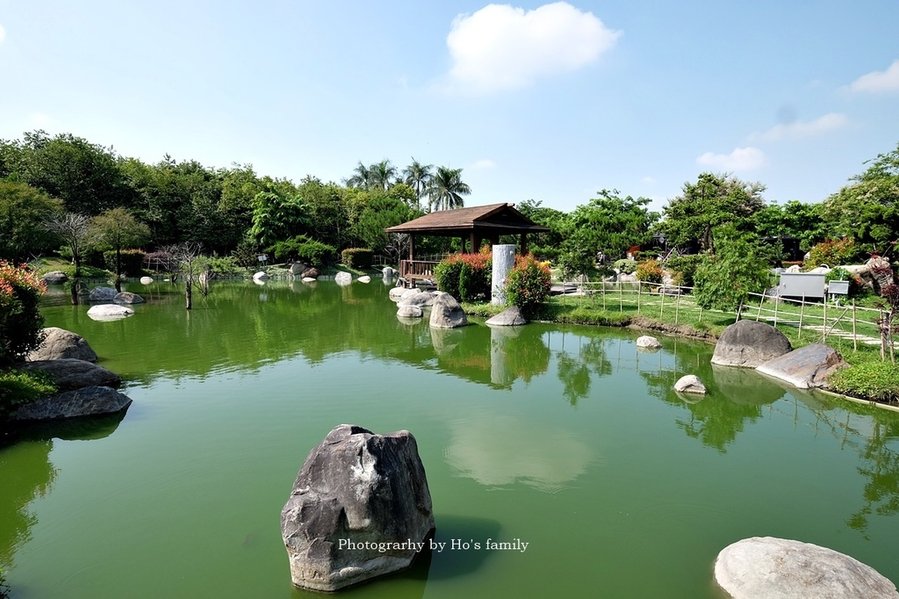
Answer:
711 320 792 368
22 359 121 391
114 291 144 304
397 304 423 319
357 275 371 283
636 335 662 350
485 305 527 326
756 343 847 389
27 327 98 363
280 424 435 592
89 287 118 302
87 304 134 321
714 537 899 599
10 386 132 421
674 374 706 394
388 287 407 302
429 292 468 329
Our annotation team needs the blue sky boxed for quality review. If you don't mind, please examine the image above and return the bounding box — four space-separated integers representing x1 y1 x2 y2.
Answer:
1 1 897 213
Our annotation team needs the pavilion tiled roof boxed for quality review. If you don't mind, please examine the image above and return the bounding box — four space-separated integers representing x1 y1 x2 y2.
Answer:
385 203 549 234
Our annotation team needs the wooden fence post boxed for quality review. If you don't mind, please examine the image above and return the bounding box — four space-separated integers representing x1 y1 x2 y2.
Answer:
852 300 857 352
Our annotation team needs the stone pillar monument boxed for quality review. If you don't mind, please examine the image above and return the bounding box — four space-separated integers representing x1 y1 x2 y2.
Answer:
491 244 516 305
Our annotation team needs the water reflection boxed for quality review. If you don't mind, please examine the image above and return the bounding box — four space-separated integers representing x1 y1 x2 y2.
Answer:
554 337 613 404
445 412 592 491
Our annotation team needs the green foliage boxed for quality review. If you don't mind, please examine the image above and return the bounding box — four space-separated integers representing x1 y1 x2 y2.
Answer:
427 166 470 211
0 368 56 419
0 179 63 261
197 255 242 277
805 238 860 269
823 143 899 253
560 190 659 274
829 360 899 404
613 258 637 274
635 259 663 283
231 238 259 269
249 188 307 248
269 235 335 266
0 262 46 367
435 252 491 301
103 249 145 277
434 259 463 298
516 199 568 262
666 254 704 287
659 173 765 252
340 248 374 270
825 267 851 282
348 191 420 254
693 228 771 310
752 200 826 253
505 255 551 315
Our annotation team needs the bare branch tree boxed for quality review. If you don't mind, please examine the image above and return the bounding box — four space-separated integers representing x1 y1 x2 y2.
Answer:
45 212 91 305
164 242 204 310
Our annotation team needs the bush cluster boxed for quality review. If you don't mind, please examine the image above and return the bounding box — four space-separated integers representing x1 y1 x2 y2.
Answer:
340 248 374 270
103 249 145 277
666 254 704 287
0 262 46 367
805 238 859 269
635 259 664 283
434 249 492 301
505 255 551 315
269 235 335 266
613 258 637 274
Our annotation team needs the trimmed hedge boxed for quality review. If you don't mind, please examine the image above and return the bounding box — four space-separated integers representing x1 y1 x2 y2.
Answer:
434 251 492 301
340 248 374 270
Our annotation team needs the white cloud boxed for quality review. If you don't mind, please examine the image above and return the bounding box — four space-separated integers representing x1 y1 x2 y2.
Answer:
750 112 848 142
471 158 496 169
696 147 766 171
444 2 620 94
850 59 899 93
0 24 6 43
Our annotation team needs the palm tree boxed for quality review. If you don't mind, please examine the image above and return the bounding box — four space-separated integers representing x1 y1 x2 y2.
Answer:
403 158 433 208
370 159 397 191
345 161 372 189
427 166 471 211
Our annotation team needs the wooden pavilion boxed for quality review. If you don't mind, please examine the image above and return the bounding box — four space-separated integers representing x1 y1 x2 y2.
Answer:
385 203 549 285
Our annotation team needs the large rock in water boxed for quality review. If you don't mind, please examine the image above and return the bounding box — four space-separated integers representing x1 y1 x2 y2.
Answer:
10 386 132 421
280 424 435 592
485 305 527 326
674 374 706 394
334 271 352 286
22 359 121 390
714 537 899 599
397 304 423 319
398 289 435 308
114 291 144 304
636 335 661 350
87 304 134 320
388 287 407 302
711 320 792 368
756 343 847 389
89 287 118 302
429 292 468 329
26 327 98 362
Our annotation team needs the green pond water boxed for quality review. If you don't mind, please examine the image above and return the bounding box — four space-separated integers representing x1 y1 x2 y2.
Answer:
3 280 899 598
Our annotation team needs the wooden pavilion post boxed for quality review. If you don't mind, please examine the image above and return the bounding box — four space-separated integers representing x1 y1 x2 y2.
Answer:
519 233 528 255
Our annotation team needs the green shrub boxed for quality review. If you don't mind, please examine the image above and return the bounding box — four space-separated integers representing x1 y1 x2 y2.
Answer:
506 255 551 315
829 360 899 403
613 258 637 274
805 238 860 269
340 248 374 270
0 368 56 419
269 235 336 266
434 250 491 301
694 233 771 311
0 262 46 367
666 254 704 287
635 259 663 283
103 249 145 277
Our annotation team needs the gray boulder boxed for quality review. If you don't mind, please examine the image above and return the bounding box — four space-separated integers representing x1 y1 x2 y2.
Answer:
398 289 435 308
388 287 407 302
429 292 468 329
756 343 847 389
280 424 435 592
253 271 269 281
302 267 319 279
26 327 98 362
334 271 352 286
87 304 134 320
289 263 307 276
382 266 397 278
714 537 899 599
357 275 371 284
485 306 527 326
21 359 121 391
89 287 118 302
42 270 68 284
113 291 144 304
674 374 706 394
10 386 132 421
636 335 662 350
711 320 792 368
397 304 423 318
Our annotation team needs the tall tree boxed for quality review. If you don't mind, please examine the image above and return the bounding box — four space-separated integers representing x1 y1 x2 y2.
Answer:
370 159 397 191
659 173 765 253
0 180 63 261
46 212 91 304
89 207 150 291
427 166 470 211
403 158 433 208
345 161 373 189
823 143 899 253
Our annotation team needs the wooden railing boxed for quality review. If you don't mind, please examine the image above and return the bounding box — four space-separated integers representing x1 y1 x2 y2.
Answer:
399 260 440 284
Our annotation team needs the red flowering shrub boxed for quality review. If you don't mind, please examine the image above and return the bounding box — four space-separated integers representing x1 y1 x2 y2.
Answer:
435 248 492 301
505 255 551 315
0 262 46 366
